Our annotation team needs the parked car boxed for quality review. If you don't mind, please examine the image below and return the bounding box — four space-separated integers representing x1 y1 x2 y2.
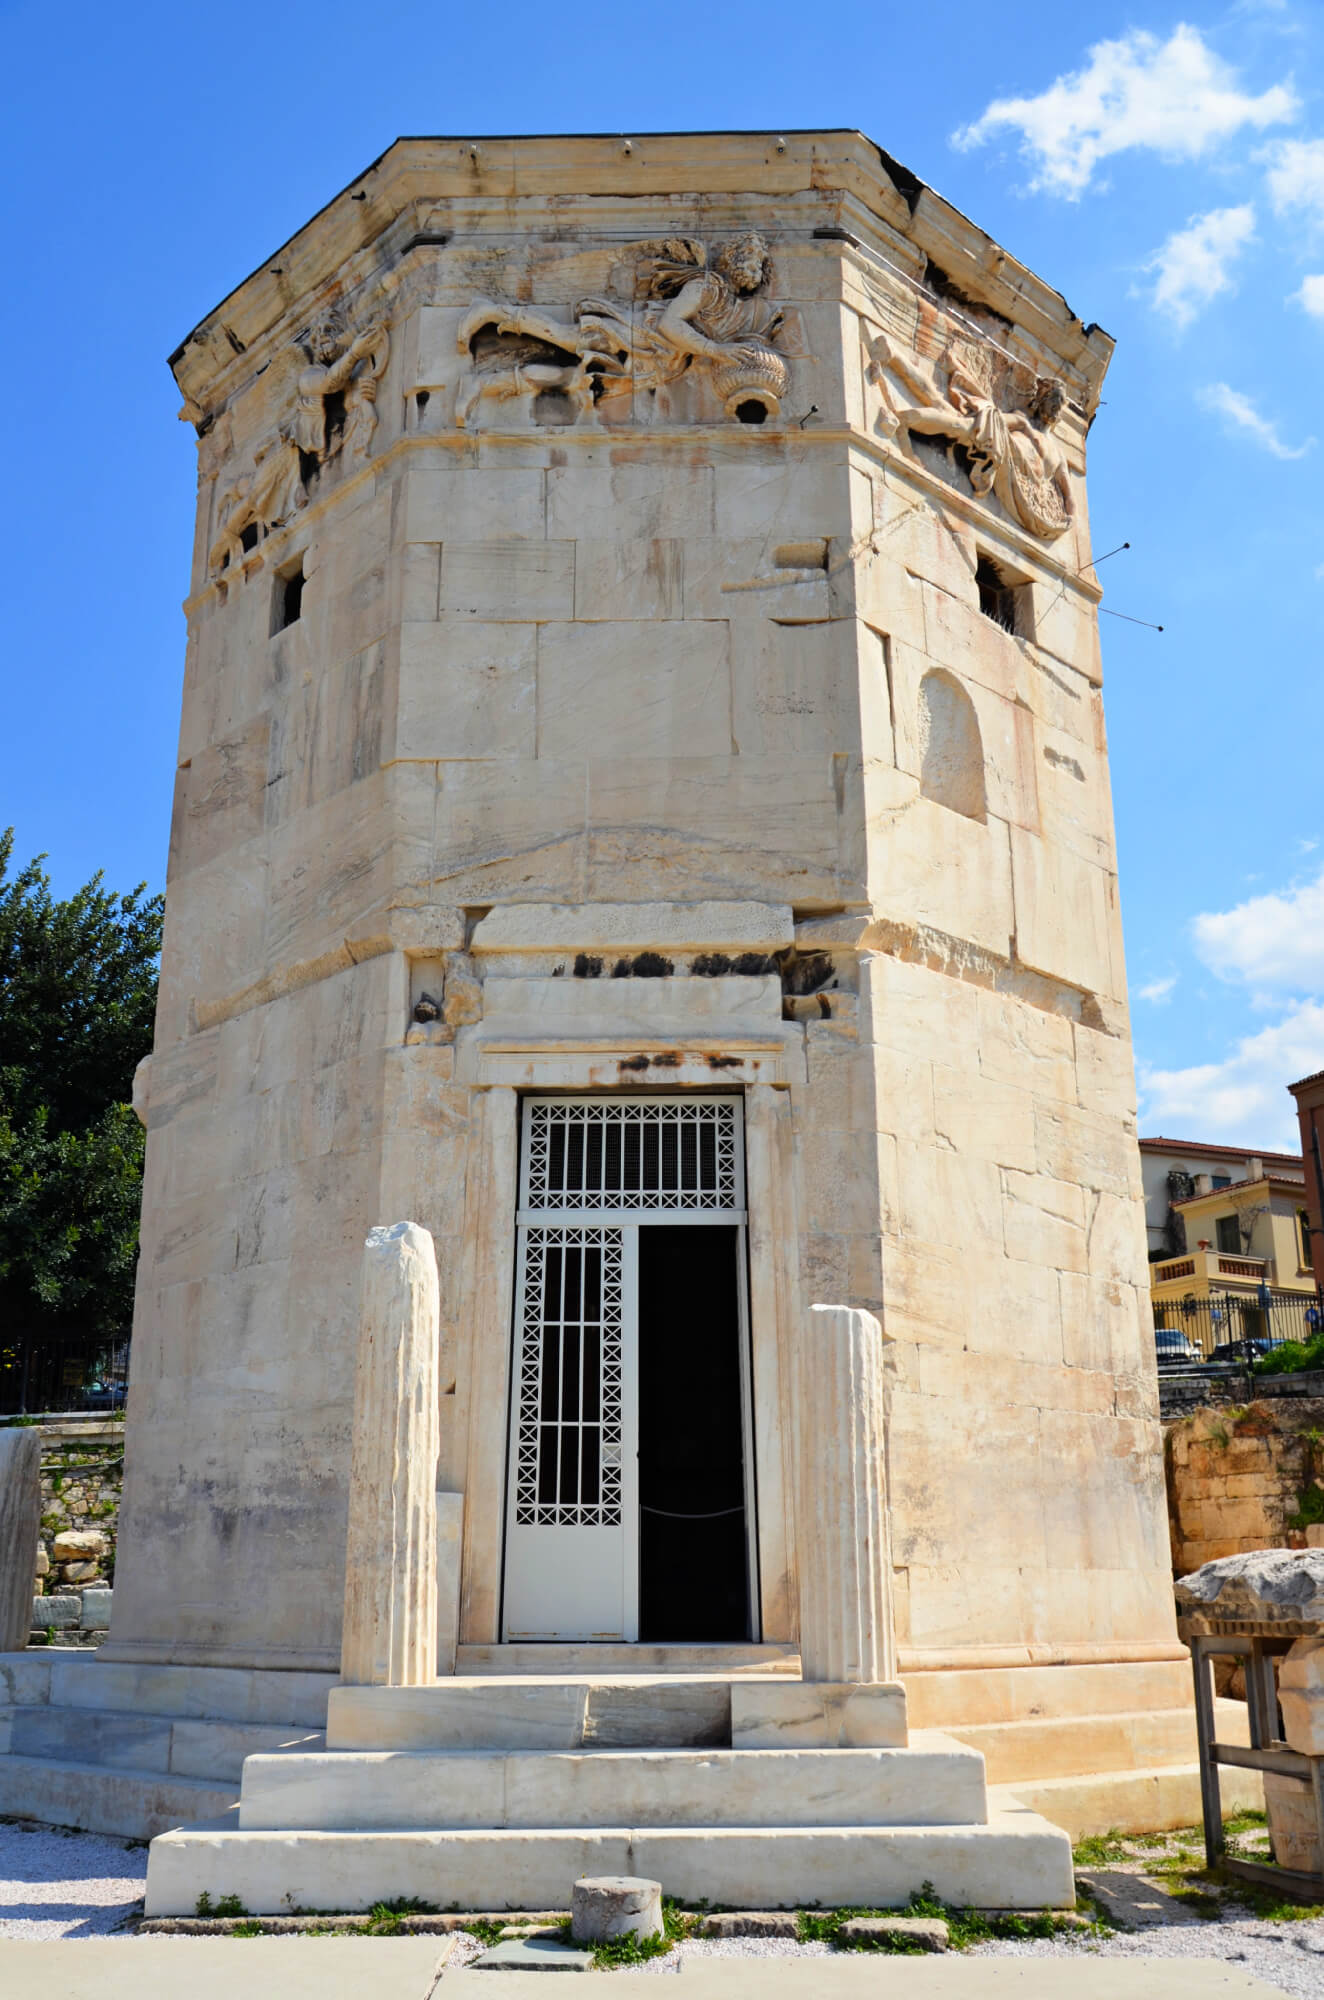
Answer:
1154 1325 1200 1368
79 1382 126 1411
1208 1336 1272 1367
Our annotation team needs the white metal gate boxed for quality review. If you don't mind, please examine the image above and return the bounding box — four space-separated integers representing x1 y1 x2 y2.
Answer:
502 1095 749 1642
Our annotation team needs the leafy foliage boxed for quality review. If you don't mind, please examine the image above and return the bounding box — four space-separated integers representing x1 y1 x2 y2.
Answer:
1258 1335 1324 1378
0 830 162 1350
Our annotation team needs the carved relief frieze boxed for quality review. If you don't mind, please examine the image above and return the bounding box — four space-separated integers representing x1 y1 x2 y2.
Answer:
208 307 390 583
455 233 792 430
867 317 1074 542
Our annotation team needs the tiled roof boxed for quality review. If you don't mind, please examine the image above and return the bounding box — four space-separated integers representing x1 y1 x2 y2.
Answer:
1139 1136 1303 1166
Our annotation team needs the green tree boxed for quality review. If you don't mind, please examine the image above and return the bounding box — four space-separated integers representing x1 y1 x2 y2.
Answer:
0 830 163 1373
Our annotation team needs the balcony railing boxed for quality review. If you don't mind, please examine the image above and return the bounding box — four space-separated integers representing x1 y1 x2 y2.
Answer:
1153 1250 1270 1288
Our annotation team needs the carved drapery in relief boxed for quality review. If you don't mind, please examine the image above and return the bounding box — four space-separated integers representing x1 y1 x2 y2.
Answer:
868 319 1074 543
455 233 791 430
208 308 390 581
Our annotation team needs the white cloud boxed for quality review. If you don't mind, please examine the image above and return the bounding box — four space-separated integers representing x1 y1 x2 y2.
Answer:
1145 205 1256 325
1138 975 1178 1004
1193 866 1324 989
1264 136 1324 222
1295 273 1324 318
1139 999 1324 1150
1197 382 1315 458
953 25 1298 197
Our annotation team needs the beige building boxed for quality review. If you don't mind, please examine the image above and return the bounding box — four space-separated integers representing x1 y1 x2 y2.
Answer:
1139 1134 1306 1263
0 132 1244 1887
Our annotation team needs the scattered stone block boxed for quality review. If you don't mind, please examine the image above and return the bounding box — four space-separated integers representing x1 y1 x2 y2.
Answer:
1264 1770 1321 1873
695 1912 799 1938
31 1594 81 1628
52 1529 110 1563
1176 1549 1324 1628
470 1937 597 1971
80 1588 113 1630
571 1875 663 1943
838 1915 949 1951
34 1547 49 1578
61 1561 101 1585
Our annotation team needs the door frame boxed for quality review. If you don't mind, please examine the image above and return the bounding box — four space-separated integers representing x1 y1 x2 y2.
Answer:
500 1092 756 1643
456 1072 801 1651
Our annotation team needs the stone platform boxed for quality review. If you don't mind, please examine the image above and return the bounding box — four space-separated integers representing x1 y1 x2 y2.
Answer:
143 1669 1074 1914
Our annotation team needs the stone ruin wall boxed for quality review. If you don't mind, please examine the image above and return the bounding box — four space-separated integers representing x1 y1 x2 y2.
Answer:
1166 1399 1324 1579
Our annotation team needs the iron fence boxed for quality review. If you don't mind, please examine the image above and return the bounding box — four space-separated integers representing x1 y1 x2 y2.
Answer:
1152 1286 1324 1367
0 1333 129 1416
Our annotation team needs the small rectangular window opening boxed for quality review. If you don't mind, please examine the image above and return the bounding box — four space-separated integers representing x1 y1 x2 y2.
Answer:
273 557 305 633
976 554 1021 635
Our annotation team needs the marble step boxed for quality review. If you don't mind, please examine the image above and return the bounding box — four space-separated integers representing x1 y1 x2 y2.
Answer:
0 1702 324 1781
0 1651 335 1727
454 1642 798 1677
328 1675 742 1751
944 1697 1250 1786
903 1657 1194 1729
993 1759 1264 1842
237 1737 986 1832
0 1753 236 1841
147 1808 1072 1917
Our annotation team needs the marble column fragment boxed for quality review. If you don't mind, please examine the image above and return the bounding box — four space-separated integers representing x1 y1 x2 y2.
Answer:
798 1304 896 1684
731 1303 905 1745
0 1428 42 1652
341 1222 440 1686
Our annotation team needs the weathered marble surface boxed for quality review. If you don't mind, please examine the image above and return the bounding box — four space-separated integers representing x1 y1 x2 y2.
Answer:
797 1306 896 1687
0 1431 42 1653
340 1223 439 1686
1177 1550 1324 1628
571 1876 663 1944
107 130 1173 1713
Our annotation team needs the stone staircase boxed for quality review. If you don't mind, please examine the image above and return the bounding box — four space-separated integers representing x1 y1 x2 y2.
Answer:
0 1645 1264 1860
144 1667 1074 1915
0 1652 334 1840
906 1657 1262 1839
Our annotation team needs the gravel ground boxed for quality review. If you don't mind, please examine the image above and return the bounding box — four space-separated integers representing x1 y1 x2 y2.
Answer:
6 1816 1324 1997
0 1819 147 1940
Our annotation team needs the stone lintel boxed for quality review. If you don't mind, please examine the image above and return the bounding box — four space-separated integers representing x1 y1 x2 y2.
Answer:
470 902 794 956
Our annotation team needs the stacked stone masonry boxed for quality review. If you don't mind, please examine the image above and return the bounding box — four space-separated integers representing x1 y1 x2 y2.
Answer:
106 131 1174 1711
1166 1399 1324 1578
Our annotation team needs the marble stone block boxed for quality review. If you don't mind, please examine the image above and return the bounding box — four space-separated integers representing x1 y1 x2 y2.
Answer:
1278 1638 1324 1755
0 1430 41 1652
729 1678 907 1748
340 1223 440 1686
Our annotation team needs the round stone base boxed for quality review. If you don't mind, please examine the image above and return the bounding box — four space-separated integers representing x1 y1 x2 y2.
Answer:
570 1874 663 1943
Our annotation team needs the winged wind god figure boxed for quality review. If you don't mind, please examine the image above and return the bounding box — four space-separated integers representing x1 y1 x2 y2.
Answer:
455 233 791 429
869 326 1073 542
208 308 390 581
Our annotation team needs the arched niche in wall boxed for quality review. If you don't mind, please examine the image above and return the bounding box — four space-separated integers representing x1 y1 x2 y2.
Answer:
917 669 986 823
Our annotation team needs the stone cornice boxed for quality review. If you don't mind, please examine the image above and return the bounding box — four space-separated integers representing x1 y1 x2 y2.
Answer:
170 131 1113 409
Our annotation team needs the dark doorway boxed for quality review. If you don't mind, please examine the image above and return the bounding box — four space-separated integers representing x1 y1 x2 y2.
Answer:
637 1223 750 1640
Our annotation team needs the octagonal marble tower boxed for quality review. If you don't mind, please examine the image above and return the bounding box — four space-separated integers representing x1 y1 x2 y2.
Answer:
110 133 1180 1746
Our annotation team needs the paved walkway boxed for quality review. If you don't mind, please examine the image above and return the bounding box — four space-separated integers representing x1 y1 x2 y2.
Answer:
0 1938 1292 1997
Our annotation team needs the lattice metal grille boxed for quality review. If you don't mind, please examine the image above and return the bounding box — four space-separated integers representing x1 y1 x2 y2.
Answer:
514 1228 623 1527
524 1098 739 1212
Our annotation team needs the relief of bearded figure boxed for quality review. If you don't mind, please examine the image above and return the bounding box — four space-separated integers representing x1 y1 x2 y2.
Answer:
456 232 790 426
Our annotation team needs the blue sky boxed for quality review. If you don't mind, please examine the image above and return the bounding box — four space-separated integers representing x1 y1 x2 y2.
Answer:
2 0 1320 1149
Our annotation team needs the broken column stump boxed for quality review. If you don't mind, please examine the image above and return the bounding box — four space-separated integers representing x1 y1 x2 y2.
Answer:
0 1427 42 1651
340 1222 440 1686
